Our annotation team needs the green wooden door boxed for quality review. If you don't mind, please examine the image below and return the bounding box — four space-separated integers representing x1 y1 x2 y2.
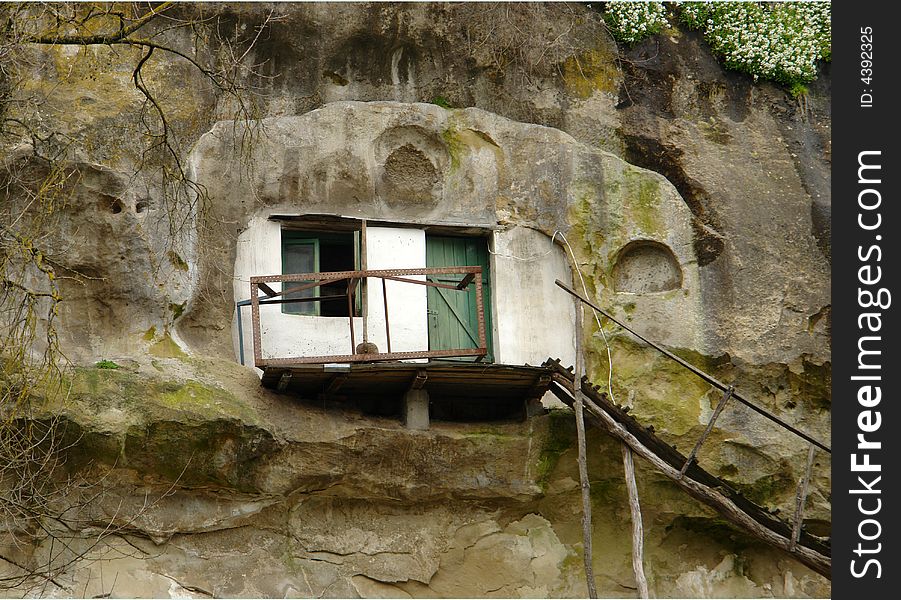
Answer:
426 236 493 362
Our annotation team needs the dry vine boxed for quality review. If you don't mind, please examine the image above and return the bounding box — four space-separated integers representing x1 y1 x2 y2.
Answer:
0 2 279 591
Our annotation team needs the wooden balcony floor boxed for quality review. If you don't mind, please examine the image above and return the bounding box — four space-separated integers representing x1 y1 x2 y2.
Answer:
261 361 552 420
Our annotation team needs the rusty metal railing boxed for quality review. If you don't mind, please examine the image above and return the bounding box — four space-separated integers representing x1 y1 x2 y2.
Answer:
248 267 487 367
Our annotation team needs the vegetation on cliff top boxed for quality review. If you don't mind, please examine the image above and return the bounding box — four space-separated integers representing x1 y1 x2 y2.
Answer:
601 1 832 92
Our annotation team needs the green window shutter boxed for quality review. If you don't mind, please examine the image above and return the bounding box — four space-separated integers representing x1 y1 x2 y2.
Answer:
425 235 493 362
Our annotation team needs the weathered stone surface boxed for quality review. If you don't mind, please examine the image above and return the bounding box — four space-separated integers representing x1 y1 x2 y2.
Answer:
1 360 826 599
3 3 831 597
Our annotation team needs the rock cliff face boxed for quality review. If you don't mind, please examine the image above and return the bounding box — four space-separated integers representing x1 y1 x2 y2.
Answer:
2 3 829 597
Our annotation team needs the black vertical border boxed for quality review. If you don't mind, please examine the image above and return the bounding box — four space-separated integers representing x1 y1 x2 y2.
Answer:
832 1 899 596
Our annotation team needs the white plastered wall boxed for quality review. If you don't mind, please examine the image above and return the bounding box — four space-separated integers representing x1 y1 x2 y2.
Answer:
490 227 576 368
363 227 428 356
233 216 363 364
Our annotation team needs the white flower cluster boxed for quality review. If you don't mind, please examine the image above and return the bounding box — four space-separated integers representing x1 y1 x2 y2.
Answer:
678 2 708 29
677 2 831 87
603 1 669 45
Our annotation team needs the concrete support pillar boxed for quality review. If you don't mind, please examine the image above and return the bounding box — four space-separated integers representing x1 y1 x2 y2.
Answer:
404 388 430 430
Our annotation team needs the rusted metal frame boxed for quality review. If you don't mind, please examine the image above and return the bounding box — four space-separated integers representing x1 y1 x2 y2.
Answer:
456 272 476 290
678 386 734 479
256 270 475 302
254 294 347 306
554 279 831 454
258 282 278 298
262 277 348 300
382 278 392 353
250 281 263 367
346 277 357 353
257 348 487 367
252 266 483 284
250 267 487 367
361 219 369 344
385 275 463 290
252 267 479 302
790 443 817 551
474 270 487 361
281 277 346 298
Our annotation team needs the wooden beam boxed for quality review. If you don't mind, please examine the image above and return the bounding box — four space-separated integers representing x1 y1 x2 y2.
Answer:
678 386 734 479
573 303 598 598
530 374 552 399
456 272 476 290
622 444 649 599
549 380 831 578
277 371 292 392
790 443 817 551
409 369 428 390
324 373 348 397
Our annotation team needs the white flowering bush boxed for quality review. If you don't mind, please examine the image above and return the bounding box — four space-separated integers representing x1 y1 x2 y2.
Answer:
603 1 668 45
677 2 831 90
600 1 831 92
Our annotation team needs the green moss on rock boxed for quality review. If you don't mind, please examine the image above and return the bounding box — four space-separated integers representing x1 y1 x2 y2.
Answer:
729 471 795 507
441 127 465 171
67 367 259 426
535 410 576 491
150 334 187 358
622 167 663 236
169 301 187 320
584 335 715 437
788 358 831 412
167 249 189 272
562 48 620 99
59 367 271 489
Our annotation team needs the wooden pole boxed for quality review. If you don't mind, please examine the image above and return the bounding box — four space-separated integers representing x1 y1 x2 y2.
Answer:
553 381 831 578
622 444 649 599
678 386 733 479
573 302 598 598
790 443 817 551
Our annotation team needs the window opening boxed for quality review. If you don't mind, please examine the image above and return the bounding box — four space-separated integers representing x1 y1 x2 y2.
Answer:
281 230 360 316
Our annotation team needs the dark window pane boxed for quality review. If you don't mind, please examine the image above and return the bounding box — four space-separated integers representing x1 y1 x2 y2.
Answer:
280 230 359 317
282 241 316 315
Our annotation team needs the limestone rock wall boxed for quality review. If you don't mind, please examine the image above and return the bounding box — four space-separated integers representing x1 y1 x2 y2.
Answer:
2 2 830 597
8 360 827 598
